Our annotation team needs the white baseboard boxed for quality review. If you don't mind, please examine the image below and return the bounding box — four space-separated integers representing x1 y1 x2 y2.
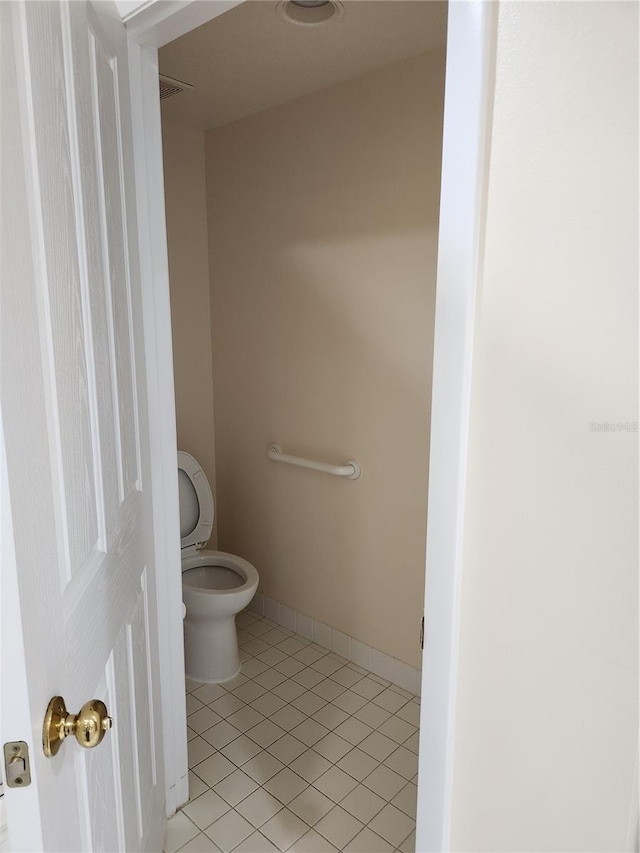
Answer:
248 594 421 697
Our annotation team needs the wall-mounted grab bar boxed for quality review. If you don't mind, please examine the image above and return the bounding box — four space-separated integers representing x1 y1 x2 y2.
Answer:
267 444 361 480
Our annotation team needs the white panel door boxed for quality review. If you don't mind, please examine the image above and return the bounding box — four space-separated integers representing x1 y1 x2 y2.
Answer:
0 1 165 850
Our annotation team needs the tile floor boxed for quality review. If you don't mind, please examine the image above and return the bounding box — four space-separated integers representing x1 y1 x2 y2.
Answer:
164 611 419 853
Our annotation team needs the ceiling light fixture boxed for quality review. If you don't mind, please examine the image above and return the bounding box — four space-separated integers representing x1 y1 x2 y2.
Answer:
277 0 344 27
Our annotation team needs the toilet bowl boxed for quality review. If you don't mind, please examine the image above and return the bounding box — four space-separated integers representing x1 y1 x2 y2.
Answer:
178 451 259 683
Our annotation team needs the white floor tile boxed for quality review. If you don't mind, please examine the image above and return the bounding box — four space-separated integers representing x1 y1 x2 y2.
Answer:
311 704 350 730
250 692 287 718
262 767 308 805
246 720 287 748
233 681 267 704
392 783 418 820
193 683 227 705
288 828 338 852
291 692 327 716
221 734 264 768
257 648 288 667
232 830 280 852
187 727 198 742
353 702 391 729
163 812 200 853
274 657 306 677
222 673 250 691
186 695 205 716
242 753 285 785
204 810 254 853
269 705 307 732
313 733 352 764
287 786 334 826
189 771 209 801
242 638 270 657
351 677 385 701
245 621 275 638
358 731 397 762
289 749 332 784
235 788 284 828
237 611 258 628
266 734 308 765
311 657 344 677
384 746 419 780
399 828 416 852
331 690 368 714
271 680 306 703
241 659 271 679
334 717 373 746
331 667 364 689
403 731 420 754
214 769 259 807
181 615 418 853
227 706 265 734
202 721 243 750
260 808 308 852
344 826 394 852
372 689 410 714
310 679 345 702
211 694 246 718
188 737 216 768
362 765 406 800
262 628 291 646
276 638 307 657
290 719 329 747
182 790 231 831
176 831 223 852
292 668 325 689
188 707 223 734
395 702 420 727
293 646 326 666
339 784 386 824
378 715 417 745
253 669 287 691
194 754 237 788
336 748 379 783
389 684 414 700
313 766 358 803
368 804 415 848
186 677 206 694
314 805 363 850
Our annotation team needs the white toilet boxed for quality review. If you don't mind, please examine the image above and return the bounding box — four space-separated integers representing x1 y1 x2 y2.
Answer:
178 451 259 683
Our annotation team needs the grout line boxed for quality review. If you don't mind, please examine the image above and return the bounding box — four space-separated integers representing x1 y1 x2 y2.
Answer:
177 611 419 852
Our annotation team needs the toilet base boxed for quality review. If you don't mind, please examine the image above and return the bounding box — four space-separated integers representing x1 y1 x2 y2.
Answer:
184 614 241 684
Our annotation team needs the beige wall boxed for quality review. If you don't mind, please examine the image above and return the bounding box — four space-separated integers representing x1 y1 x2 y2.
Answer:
205 51 445 667
450 3 638 849
162 121 218 545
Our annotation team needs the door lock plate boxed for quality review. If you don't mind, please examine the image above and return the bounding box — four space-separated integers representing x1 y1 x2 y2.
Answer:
3 741 31 788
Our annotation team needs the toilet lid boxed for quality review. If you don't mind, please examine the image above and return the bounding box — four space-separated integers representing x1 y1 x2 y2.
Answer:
177 451 214 553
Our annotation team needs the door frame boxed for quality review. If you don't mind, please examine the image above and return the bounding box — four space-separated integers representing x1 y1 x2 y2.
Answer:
122 0 497 846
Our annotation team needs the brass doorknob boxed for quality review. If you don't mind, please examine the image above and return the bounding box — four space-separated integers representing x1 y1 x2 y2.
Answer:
43 696 113 757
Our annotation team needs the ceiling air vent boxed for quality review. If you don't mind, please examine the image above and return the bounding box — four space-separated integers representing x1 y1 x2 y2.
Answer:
159 74 194 101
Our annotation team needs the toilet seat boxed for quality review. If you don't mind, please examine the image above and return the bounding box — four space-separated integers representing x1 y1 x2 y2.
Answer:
181 550 260 594
177 451 214 556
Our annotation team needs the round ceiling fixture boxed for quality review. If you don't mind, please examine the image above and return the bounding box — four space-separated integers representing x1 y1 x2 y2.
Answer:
277 0 344 27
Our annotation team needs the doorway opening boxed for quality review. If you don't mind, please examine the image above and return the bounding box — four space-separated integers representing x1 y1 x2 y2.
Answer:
159 2 447 850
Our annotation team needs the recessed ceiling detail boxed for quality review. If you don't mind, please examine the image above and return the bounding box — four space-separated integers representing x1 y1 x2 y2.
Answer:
277 0 344 27
160 1 447 131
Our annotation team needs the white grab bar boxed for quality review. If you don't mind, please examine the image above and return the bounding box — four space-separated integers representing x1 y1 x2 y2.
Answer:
267 444 361 480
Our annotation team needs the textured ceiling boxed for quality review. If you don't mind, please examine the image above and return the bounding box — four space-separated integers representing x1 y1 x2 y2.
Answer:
159 0 448 130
